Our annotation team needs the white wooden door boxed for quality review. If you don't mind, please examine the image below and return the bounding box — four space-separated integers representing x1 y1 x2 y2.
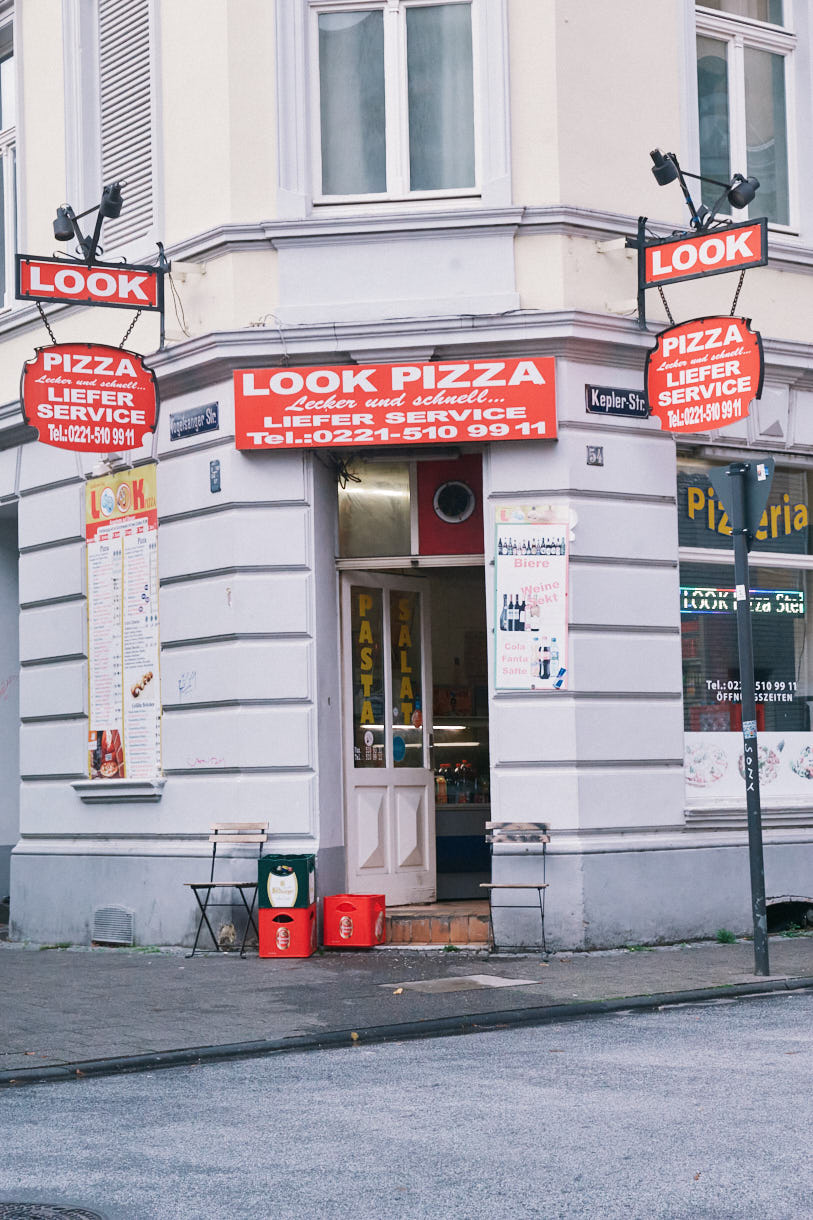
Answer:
341 573 435 906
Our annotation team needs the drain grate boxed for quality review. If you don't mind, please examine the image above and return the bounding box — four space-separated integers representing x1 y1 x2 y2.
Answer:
0 1207 105 1219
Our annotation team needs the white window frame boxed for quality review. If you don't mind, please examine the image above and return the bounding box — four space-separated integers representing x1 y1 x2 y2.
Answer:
695 2 798 232
0 6 15 313
309 0 481 205
275 0 510 217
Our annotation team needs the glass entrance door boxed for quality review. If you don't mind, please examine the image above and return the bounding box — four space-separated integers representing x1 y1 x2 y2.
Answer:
341 572 435 906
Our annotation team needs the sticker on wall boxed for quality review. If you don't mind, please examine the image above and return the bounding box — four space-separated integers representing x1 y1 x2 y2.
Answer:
645 316 763 435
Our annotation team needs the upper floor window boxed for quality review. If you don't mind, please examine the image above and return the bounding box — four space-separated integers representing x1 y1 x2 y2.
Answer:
312 0 476 202
0 17 14 309
696 1 794 227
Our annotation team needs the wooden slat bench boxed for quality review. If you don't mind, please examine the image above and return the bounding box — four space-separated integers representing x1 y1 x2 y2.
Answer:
481 821 550 952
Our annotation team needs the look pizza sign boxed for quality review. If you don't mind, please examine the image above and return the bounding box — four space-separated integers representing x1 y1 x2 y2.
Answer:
22 343 159 452
645 315 763 435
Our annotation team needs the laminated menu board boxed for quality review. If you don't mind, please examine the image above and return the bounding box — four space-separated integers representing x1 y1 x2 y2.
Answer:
494 505 569 691
85 464 161 778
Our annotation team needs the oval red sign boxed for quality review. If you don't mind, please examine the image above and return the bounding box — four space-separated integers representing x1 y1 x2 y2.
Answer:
645 315 763 435
21 342 159 452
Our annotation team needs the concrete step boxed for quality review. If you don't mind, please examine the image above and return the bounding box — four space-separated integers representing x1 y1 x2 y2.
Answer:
385 900 490 946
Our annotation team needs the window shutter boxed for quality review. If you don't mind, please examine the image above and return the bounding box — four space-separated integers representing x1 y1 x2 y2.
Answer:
98 0 154 249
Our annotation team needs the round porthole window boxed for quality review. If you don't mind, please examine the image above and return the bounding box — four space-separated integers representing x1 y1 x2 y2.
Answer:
433 480 476 524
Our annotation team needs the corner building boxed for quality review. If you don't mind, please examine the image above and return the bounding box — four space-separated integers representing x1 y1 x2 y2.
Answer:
4 0 813 949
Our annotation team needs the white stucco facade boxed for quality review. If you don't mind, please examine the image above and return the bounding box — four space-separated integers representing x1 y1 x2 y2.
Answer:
4 1 813 949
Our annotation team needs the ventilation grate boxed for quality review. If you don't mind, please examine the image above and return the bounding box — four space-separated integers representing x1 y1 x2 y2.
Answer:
92 905 134 946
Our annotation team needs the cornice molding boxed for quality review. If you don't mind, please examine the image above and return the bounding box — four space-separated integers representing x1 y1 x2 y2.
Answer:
163 204 813 275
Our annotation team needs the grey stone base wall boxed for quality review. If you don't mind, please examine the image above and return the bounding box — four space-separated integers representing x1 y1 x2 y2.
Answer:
10 850 262 947
491 837 813 951
10 845 347 947
0 843 11 901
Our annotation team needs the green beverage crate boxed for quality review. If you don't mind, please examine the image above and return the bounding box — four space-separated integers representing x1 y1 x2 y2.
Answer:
258 854 316 909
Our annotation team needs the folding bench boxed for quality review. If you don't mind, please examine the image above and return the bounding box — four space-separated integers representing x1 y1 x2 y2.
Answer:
185 822 268 958
481 821 550 952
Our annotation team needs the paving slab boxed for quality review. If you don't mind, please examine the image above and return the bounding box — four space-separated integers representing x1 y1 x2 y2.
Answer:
1 935 812 1082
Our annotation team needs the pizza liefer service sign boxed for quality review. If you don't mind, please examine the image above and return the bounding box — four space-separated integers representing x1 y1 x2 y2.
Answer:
235 358 556 450
22 343 158 452
645 316 763 435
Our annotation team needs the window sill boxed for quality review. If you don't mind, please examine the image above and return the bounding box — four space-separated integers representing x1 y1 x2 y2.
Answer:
72 778 165 804
312 190 481 212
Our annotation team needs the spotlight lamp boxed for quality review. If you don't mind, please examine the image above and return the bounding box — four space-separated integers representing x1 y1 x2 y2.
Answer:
51 181 125 263
649 148 760 232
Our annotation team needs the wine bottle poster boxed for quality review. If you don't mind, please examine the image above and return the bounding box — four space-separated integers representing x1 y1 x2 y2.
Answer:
86 464 162 779
494 507 569 691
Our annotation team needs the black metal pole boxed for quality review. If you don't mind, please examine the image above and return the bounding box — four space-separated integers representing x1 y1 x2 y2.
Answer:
729 465 770 975
636 216 647 330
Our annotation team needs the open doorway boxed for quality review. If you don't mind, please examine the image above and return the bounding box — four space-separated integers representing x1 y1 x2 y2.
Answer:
426 566 490 899
339 563 489 906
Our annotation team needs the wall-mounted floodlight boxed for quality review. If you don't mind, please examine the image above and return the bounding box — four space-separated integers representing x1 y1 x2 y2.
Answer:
650 149 759 231
52 181 125 264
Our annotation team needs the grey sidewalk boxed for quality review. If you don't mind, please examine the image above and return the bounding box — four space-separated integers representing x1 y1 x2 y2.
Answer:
2 935 813 1086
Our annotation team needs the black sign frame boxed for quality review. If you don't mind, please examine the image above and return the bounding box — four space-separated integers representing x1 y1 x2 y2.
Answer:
15 254 165 313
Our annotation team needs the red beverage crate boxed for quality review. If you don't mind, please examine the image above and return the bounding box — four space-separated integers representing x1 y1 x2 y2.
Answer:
323 894 386 947
259 904 317 958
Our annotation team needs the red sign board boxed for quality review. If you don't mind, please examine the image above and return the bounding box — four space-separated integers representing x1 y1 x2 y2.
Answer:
16 255 163 311
234 358 556 450
645 315 763 435
22 343 159 452
643 219 767 288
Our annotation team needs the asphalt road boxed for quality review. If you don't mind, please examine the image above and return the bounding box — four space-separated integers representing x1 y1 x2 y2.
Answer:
1 990 811 1220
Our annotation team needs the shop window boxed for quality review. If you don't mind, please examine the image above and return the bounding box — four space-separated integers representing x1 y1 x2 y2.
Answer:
336 455 484 559
338 460 412 557
681 561 813 802
678 460 812 556
679 458 813 810
0 15 14 311
696 2 793 226
312 0 475 200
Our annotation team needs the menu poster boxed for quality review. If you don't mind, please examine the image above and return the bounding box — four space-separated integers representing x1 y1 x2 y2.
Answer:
85 464 161 779
494 506 569 691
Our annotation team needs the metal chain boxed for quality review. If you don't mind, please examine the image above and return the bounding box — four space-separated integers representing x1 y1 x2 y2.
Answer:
36 300 58 346
657 285 675 327
730 269 746 317
119 308 143 348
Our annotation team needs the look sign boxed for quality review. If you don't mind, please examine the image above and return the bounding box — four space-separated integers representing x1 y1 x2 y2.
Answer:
645 315 764 435
16 255 163 311
643 219 767 288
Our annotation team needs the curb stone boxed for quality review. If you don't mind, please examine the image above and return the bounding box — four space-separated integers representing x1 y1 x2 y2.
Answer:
3 974 812 1090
